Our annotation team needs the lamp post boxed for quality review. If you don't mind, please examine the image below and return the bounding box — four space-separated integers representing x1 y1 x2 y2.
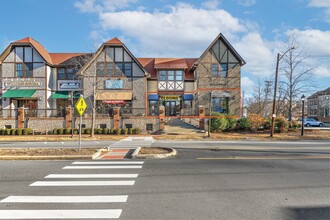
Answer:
270 47 296 137
301 94 305 136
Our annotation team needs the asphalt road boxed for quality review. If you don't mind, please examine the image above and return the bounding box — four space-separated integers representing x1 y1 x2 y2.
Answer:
0 146 329 219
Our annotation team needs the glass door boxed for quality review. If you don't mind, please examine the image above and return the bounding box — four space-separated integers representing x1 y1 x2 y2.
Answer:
165 101 176 116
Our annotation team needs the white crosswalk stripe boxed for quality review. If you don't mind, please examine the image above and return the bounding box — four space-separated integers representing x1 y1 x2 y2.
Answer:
63 165 142 169
72 161 144 164
1 195 128 203
0 209 122 219
45 174 138 178
0 159 144 219
30 180 135 186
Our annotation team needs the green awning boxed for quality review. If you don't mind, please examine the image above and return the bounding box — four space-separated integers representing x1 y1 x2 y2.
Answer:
51 91 80 99
3 89 36 98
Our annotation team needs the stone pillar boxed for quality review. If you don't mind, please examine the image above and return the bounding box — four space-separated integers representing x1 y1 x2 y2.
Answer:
113 107 120 129
17 107 25 129
199 105 205 130
65 107 72 129
159 105 165 131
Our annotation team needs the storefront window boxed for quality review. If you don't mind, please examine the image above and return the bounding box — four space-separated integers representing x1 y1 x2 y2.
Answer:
96 101 132 116
149 101 159 116
212 97 229 114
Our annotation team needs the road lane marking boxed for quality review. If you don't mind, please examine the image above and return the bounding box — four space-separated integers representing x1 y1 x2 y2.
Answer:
30 181 135 186
197 155 330 160
72 161 144 164
45 174 138 178
0 209 122 219
63 165 142 169
1 195 128 203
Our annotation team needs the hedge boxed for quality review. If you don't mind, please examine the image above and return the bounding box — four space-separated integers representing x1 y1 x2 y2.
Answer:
0 128 33 135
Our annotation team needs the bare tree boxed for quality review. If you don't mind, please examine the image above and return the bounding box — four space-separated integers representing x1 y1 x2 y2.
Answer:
280 34 315 122
247 79 272 117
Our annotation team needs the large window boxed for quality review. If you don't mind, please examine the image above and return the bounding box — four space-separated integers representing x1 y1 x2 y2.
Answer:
97 62 132 77
158 70 184 90
211 97 229 114
58 68 77 80
211 63 228 78
149 101 159 116
16 63 33 78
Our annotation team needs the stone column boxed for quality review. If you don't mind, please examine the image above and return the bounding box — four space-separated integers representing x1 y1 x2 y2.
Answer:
113 107 121 129
17 107 25 129
65 107 72 129
159 105 165 131
199 105 205 130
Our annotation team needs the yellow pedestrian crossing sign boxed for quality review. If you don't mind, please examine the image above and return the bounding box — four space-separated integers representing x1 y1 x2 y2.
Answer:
75 97 87 116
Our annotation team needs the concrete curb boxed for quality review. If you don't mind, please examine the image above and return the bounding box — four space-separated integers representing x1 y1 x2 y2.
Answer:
132 147 177 159
0 149 106 160
0 155 92 160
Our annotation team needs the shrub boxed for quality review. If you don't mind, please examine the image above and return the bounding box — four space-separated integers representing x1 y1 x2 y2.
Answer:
57 128 64 135
53 128 58 135
11 129 17 135
5 129 11 135
114 128 121 135
275 117 288 133
263 120 271 130
121 128 128 135
109 128 115 135
128 128 133 135
102 128 109 134
22 128 33 135
73 128 79 134
85 128 91 134
238 117 250 131
17 129 23 136
0 129 5 135
227 117 237 131
210 113 237 132
94 128 100 134
132 128 141 134
64 128 71 135
248 114 265 131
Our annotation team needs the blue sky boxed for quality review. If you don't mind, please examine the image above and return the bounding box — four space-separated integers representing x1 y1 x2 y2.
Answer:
0 0 329 97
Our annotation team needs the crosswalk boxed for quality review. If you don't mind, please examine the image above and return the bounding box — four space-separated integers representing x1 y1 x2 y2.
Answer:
0 160 144 219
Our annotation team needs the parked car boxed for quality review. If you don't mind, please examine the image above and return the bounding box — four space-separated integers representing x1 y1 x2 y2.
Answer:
304 118 324 127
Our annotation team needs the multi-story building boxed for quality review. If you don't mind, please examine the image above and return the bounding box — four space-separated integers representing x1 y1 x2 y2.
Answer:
307 87 330 122
0 33 245 132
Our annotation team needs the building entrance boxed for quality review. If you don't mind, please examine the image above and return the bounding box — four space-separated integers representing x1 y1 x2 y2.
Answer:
165 101 177 116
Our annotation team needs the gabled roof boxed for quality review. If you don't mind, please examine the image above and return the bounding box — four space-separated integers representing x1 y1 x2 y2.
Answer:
137 58 197 80
194 33 246 67
49 53 89 65
308 87 330 99
8 37 53 64
79 37 147 76
104 37 124 45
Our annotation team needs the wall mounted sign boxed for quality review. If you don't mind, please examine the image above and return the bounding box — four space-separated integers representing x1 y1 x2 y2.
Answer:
160 96 180 100
58 80 80 90
4 81 41 88
105 79 123 89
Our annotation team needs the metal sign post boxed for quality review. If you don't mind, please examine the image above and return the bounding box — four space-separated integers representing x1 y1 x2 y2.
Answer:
75 96 87 151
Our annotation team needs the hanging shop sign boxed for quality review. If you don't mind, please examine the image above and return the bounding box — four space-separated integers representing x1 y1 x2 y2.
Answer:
160 96 180 101
58 80 80 90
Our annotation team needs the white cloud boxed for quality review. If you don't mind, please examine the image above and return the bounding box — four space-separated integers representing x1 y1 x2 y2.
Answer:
308 0 330 23
202 0 221 9
74 0 138 13
308 0 330 7
98 2 246 57
314 65 330 77
234 32 274 77
237 0 256 7
286 29 330 56
241 76 255 96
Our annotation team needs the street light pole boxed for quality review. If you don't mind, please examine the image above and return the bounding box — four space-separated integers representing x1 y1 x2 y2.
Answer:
301 94 305 136
270 47 296 137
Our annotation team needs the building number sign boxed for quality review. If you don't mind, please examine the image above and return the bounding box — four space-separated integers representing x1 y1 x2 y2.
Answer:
75 97 87 116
